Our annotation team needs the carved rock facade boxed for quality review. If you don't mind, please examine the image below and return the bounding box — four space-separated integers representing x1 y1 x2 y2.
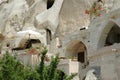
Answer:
0 0 120 80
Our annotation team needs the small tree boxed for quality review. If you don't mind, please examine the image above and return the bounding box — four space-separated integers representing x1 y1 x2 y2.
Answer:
37 49 77 80
0 51 39 80
0 51 25 80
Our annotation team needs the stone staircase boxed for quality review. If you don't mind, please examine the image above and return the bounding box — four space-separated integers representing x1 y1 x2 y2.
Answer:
24 39 31 49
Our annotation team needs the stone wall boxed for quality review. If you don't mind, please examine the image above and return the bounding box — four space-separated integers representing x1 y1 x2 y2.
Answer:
58 59 79 75
58 0 90 39
89 43 120 80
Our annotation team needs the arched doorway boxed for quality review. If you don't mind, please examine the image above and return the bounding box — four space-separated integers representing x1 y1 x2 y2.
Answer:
97 21 120 48
66 41 88 67
19 39 41 49
105 24 120 46
65 41 88 80
12 39 41 51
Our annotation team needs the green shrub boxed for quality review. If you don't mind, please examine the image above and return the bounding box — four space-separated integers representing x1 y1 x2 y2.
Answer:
0 50 77 80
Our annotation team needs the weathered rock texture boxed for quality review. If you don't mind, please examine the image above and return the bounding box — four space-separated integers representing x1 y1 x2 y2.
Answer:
0 0 120 80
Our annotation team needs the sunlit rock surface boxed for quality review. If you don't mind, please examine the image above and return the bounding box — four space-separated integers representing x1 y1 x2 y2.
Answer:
0 0 120 80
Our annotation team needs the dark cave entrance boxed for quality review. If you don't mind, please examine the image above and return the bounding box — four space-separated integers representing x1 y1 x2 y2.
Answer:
47 0 55 9
105 25 120 46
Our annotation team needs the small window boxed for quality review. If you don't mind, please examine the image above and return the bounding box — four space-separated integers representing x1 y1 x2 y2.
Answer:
6 43 10 47
46 29 52 44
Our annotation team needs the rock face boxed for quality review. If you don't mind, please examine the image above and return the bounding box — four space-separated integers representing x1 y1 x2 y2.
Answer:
0 0 92 37
85 69 98 80
0 0 28 36
0 0 46 37
1 0 120 80
58 0 90 35
35 0 64 34
25 0 46 23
